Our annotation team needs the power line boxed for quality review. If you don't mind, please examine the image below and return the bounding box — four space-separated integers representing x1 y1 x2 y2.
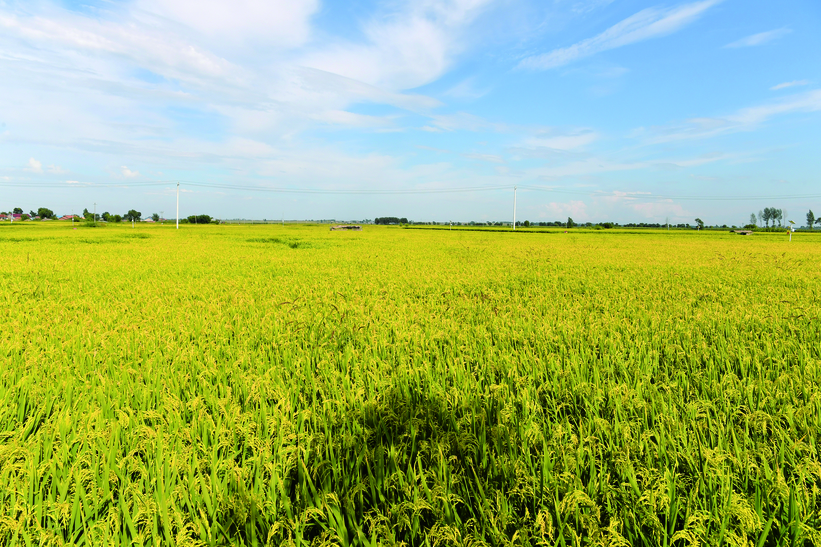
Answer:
180 181 512 195
514 185 821 202
2 178 820 201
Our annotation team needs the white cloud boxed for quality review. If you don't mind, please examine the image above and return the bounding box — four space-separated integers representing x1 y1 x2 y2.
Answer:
462 153 504 163
300 0 497 90
0 2 452 159
311 110 397 129
771 80 808 91
725 28 791 48
518 0 721 70
426 112 503 132
122 166 140 178
528 158 647 179
444 77 490 100
538 200 589 221
641 89 821 143
732 90 821 124
136 0 319 50
26 157 42 173
630 200 689 219
523 131 599 151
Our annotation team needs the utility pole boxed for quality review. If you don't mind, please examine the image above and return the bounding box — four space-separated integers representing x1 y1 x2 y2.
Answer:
176 181 180 230
160 211 164 225
93 202 96 227
513 186 517 230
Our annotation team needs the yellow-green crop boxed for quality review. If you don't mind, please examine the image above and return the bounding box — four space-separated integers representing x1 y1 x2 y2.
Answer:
0 222 819 546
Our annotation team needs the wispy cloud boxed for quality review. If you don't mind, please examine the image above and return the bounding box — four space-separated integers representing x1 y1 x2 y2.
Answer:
538 200 588 221
462 152 504 163
300 0 498 91
136 0 319 50
518 0 720 70
639 89 821 143
425 112 504 132
443 76 490 100
771 79 808 91
523 131 599 151
725 28 791 48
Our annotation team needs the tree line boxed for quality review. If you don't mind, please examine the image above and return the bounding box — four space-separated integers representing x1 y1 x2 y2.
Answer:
4 206 215 225
1 207 55 220
748 208 820 229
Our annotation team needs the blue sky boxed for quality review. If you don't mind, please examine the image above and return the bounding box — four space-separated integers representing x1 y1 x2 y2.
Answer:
1 0 820 224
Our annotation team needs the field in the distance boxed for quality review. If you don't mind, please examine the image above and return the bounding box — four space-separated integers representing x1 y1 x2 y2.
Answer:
1 223 819 546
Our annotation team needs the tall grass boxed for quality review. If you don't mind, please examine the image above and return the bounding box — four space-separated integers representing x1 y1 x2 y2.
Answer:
0 223 819 545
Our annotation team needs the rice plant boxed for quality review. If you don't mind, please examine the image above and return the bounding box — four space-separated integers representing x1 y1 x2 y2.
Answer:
0 222 818 545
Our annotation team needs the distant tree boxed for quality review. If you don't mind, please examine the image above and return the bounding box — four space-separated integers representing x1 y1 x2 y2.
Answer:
124 209 141 221
761 208 770 227
102 212 111 222
187 214 212 224
808 210 816 230
83 208 91 219
375 217 406 225
37 207 54 219
749 213 757 227
30 210 37 218
21 214 30 220
774 208 783 227
113 214 122 223
695 218 704 230
151 213 160 222
13 207 23 215
523 220 530 227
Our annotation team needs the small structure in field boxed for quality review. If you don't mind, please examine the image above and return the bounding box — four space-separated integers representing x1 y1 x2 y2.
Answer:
732 230 753 235
330 225 362 231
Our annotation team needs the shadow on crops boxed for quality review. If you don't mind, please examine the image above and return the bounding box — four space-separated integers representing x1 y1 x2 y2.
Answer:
215 383 534 545
119 232 152 239
246 237 305 249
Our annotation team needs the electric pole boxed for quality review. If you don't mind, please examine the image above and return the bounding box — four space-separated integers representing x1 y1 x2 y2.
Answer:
513 186 517 230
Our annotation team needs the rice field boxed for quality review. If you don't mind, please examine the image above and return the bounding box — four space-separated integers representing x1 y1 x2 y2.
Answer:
0 222 819 546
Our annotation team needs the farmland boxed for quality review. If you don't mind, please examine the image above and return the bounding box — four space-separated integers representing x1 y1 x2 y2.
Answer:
0 222 819 546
